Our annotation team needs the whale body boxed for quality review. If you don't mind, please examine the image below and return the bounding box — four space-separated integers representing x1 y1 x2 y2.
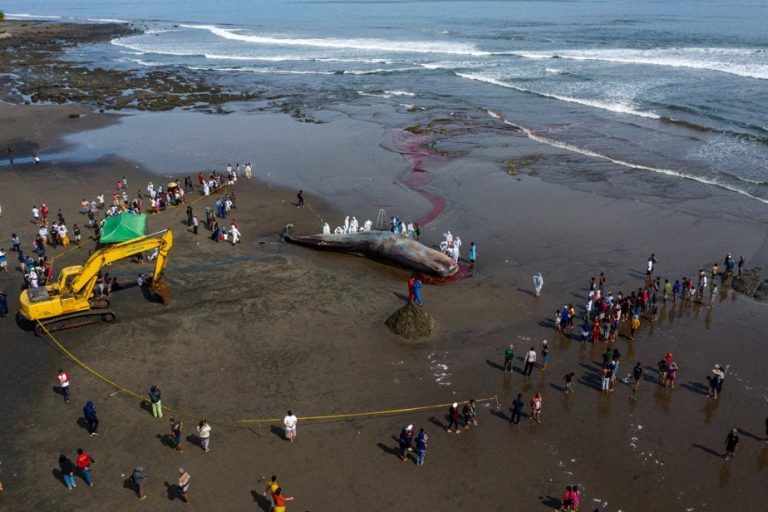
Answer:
284 229 458 277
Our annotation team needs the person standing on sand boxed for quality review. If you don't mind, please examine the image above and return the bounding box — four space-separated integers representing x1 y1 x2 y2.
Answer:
468 242 477 269
131 465 147 500
398 425 414 461
509 393 525 424
192 215 199 235
83 401 99 436
283 410 298 442
177 468 190 504
197 420 211 452
149 385 162 418
724 428 740 460
446 403 461 433
563 372 575 394
631 362 643 397
738 256 745 277
503 344 515 374
263 475 279 510
407 275 415 303
666 361 679 390
59 454 76 490
529 393 542 424
523 346 537 376
415 428 428 466
169 418 183 452
75 448 95 487
57 369 71 403
297 190 305 208
540 340 549 370
0 291 8 318
413 277 423 306
463 399 478 428
533 272 543 296
272 487 294 512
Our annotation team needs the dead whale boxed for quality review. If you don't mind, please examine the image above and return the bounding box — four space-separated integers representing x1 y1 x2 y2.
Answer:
283 229 458 277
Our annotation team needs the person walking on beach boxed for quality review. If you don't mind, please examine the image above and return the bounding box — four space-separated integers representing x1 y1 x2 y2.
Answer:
177 468 191 504
75 448 95 487
509 393 525 424
283 410 298 443
56 369 71 403
197 420 211 452
530 393 543 424
192 215 199 235
413 277 423 305
149 385 162 418
533 272 543 296
398 425 414 461
169 418 184 452
504 344 515 374
58 454 76 490
446 402 461 433
131 466 147 500
708 281 718 308
523 346 537 376
83 401 99 436
297 190 305 208
629 315 640 341
468 242 477 269
738 256 745 277
724 428 740 460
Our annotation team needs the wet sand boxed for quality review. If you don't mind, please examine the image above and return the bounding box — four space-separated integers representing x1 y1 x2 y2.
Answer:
1 91 768 512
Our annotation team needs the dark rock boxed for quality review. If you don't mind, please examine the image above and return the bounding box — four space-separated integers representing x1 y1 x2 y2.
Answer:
732 267 762 296
731 267 768 301
385 302 435 339
67 113 80 118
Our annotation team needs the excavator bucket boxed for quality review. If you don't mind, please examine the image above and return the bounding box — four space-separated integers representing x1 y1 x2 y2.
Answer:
152 282 171 306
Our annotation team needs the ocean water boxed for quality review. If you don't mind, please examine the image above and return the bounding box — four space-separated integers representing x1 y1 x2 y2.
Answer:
6 0 768 206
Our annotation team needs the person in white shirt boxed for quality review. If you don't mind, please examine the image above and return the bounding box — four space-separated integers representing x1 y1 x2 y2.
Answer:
523 347 537 376
57 369 71 403
230 225 241 245
283 410 298 443
196 420 212 452
322 223 330 235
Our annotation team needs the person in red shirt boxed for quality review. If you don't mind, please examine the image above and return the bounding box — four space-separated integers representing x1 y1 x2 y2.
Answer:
272 487 294 512
407 276 415 303
56 369 71 403
75 448 95 487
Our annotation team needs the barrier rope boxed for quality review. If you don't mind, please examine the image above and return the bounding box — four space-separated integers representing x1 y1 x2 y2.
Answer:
36 320 499 426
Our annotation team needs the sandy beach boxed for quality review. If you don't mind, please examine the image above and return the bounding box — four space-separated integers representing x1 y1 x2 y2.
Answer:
1 18 768 512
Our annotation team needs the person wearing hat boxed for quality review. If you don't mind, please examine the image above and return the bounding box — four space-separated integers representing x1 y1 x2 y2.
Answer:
446 403 461 433
398 425 414 461
724 428 739 460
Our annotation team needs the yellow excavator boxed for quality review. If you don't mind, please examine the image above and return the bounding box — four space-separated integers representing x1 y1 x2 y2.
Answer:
19 229 173 336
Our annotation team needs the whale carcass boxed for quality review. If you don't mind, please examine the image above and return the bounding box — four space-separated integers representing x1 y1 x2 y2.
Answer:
284 229 458 277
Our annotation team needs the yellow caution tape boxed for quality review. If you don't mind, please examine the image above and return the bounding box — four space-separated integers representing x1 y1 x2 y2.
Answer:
36 320 499 426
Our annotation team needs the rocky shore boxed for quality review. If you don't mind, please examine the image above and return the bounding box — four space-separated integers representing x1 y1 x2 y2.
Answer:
0 20 262 111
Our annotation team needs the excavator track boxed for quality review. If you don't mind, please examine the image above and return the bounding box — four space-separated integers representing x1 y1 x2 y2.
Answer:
34 309 116 337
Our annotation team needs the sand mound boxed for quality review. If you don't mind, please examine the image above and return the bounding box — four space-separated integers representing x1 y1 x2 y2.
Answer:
732 267 768 301
385 302 435 339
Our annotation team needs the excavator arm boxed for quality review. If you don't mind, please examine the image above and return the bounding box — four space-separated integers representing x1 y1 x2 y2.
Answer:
68 229 174 303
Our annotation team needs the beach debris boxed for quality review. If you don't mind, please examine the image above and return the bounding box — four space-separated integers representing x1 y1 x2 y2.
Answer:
731 267 767 301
